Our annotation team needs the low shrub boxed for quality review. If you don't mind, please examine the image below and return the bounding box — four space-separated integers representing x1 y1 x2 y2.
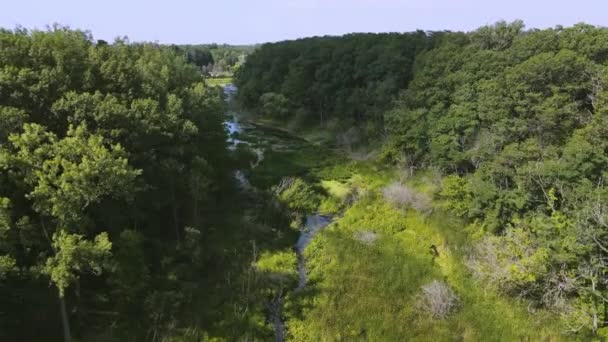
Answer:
382 182 431 213
416 280 459 319
275 177 321 213
353 230 377 245
255 250 298 289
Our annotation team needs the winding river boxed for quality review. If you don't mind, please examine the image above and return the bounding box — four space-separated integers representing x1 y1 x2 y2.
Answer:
223 85 332 341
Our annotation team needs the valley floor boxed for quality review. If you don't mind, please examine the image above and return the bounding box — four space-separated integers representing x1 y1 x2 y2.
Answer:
236 117 570 341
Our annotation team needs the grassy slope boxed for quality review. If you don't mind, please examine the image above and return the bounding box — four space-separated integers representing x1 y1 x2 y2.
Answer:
279 162 567 341
238 114 567 340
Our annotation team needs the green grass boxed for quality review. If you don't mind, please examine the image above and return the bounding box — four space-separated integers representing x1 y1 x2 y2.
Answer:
244 121 343 189
320 180 350 199
206 77 233 87
250 144 331 189
280 164 567 341
232 116 568 341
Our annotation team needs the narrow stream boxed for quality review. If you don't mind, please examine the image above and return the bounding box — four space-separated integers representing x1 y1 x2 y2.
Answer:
296 215 332 290
223 85 332 341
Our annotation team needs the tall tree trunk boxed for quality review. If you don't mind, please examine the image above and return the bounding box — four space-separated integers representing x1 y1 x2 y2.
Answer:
41 218 72 342
75 280 82 325
604 289 608 328
319 107 324 127
319 97 326 127
59 293 72 342
193 196 199 228
192 176 200 230
592 278 598 334
171 182 181 246
172 203 180 245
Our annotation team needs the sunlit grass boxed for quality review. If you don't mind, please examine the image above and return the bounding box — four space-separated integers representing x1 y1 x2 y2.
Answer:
206 77 233 87
320 180 350 199
240 118 565 340
282 165 565 341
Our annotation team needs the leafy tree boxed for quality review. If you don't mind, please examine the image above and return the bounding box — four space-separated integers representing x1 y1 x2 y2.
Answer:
0 26 232 340
259 92 290 118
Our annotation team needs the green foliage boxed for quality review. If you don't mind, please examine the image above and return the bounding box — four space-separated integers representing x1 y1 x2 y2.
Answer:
472 20 525 50
205 77 232 87
381 22 608 335
318 180 352 214
173 43 254 76
439 175 473 218
0 26 233 340
235 32 430 129
285 183 560 341
3 20 608 340
110 230 149 310
0 255 16 279
186 47 214 68
43 230 112 297
0 106 27 142
0 198 10 234
320 180 350 199
7 123 140 226
317 196 341 215
337 194 409 234
235 21 608 338
255 250 298 289
278 178 321 213
259 92 290 118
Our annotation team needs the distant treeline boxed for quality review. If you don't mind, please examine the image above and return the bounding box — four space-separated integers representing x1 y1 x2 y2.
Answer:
235 32 431 130
171 43 256 76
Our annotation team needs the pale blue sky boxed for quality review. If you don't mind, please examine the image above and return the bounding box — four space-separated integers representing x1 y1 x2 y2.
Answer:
1 0 606 44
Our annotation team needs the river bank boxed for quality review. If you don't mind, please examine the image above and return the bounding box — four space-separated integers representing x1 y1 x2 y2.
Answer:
224 86 338 341
223 85 563 341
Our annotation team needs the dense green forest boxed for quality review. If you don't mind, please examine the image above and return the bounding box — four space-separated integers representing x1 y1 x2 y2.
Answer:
387 22 608 336
234 21 608 339
0 26 292 341
2 20 608 341
235 32 430 134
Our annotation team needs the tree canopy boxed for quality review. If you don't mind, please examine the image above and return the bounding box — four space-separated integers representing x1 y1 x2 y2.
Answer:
0 26 233 341
235 32 430 132
236 21 608 335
